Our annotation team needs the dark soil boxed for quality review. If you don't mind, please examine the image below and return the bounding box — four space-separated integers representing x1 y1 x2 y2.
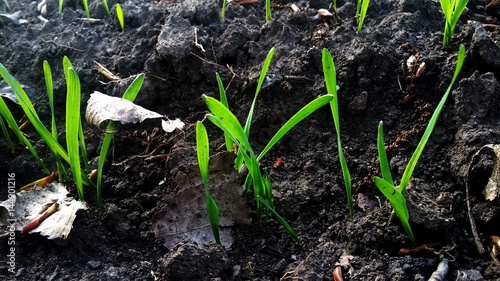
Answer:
1 0 500 280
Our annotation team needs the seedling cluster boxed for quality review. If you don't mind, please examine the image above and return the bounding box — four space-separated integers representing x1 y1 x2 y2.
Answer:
196 44 466 245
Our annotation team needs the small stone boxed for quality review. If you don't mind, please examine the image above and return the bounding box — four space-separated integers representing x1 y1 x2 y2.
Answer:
348 91 369 113
87 261 102 269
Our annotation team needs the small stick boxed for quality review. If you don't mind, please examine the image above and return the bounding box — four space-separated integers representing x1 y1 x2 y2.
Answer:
428 258 448 281
93 61 120 81
21 201 59 234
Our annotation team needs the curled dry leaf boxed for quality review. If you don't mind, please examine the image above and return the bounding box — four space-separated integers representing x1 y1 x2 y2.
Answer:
0 183 87 239
85 91 184 133
468 144 500 201
317 8 332 18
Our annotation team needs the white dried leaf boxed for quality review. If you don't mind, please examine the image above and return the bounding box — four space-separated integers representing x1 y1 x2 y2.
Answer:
0 183 87 239
85 91 184 132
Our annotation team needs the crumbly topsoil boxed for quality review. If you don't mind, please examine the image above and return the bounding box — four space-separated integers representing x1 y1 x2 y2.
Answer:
1 0 500 280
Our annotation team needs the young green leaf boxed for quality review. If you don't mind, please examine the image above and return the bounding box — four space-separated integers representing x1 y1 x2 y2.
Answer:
399 44 466 193
216 73 234 152
82 0 90 18
116 4 125 31
102 0 111 16
257 94 334 161
96 74 144 211
65 67 84 200
0 115 13 153
257 195 301 244
374 177 415 245
322 48 353 216
196 121 221 245
221 0 228 23
44 61 67 180
265 0 271 22
377 121 394 186
440 0 469 47
357 0 370 32
59 0 64 13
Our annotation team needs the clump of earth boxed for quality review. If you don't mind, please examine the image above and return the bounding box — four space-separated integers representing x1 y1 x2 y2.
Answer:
1 0 500 280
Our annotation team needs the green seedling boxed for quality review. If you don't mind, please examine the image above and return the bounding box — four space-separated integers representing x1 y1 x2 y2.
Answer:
96 73 144 211
374 44 466 244
322 48 353 216
0 58 95 198
116 4 124 31
65 66 84 200
59 0 64 14
221 0 228 23
102 0 111 16
440 0 469 47
265 0 271 22
356 0 370 32
43 61 67 181
215 72 234 152
82 0 90 18
196 121 221 245
201 49 336 243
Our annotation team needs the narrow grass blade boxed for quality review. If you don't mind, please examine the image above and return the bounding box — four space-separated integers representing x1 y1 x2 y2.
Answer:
265 0 271 22
78 119 90 173
322 48 353 216
59 0 64 13
82 0 90 18
44 61 67 180
221 0 228 23
196 122 221 245
216 73 234 152
116 4 124 31
97 74 144 211
374 176 415 245
399 45 466 193
257 195 301 244
377 121 394 185
244 48 275 137
0 115 14 153
66 67 84 200
257 94 334 161
357 0 370 32
102 0 110 16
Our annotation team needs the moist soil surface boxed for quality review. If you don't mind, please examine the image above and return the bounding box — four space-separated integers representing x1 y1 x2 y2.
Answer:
1 0 500 280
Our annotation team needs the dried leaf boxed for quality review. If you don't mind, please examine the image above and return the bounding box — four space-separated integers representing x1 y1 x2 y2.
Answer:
0 183 87 239
85 91 184 132
473 144 500 201
152 152 251 248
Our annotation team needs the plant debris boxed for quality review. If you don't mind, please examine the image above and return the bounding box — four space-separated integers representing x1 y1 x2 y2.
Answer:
85 91 185 133
0 183 87 239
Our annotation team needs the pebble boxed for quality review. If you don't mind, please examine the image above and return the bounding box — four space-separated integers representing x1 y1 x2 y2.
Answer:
87 260 102 269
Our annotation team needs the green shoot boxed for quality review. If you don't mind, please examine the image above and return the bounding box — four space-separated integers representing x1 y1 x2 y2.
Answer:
82 0 90 18
65 66 84 200
221 0 228 23
0 60 95 188
215 72 234 152
43 61 67 181
333 0 337 10
59 0 64 14
265 0 271 22
102 0 111 16
322 48 353 216
374 176 415 244
374 45 466 244
235 48 275 171
116 4 125 31
0 96 48 172
357 0 370 32
440 0 469 47
202 92 333 244
196 121 221 245
96 74 144 211
399 44 465 194
0 115 13 153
